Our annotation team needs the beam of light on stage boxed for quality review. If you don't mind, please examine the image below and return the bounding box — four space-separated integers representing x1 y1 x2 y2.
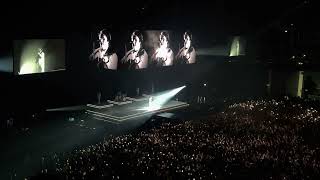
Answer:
19 61 38 75
139 85 186 111
85 86 189 123
46 105 87 112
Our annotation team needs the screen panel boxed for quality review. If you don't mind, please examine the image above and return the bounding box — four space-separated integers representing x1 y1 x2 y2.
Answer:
14 39 65 75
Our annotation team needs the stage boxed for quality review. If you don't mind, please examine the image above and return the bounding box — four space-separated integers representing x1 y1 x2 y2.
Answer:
85 97 189 122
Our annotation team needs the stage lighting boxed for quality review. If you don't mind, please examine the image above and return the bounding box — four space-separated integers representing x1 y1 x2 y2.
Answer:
229 36 246 56
19 62 37 75
140 86 186 111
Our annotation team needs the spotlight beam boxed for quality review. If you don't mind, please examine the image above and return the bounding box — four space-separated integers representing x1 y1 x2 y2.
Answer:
139 86 186 111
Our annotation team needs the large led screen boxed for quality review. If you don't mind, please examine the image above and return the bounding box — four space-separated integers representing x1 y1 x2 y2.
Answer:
89 29 197 70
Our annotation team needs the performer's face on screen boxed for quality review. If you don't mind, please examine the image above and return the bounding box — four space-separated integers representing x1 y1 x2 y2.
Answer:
184 35 191 49
160 36 168 48
132 36 141 51
100 35 110 51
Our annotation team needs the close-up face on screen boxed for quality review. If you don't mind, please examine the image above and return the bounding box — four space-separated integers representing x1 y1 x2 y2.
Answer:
145 30 174 67
14 39 65 75
89 29 198 71
120 30 149 70
89 29 119 70
144 30 197 67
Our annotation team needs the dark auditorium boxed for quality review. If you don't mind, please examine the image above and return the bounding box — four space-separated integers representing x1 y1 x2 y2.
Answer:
1 0 320 179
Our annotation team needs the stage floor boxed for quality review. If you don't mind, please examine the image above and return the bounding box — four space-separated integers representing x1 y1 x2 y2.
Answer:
86 100 189 122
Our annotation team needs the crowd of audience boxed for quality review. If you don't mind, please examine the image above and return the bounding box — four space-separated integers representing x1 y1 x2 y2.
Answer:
32 98 320 179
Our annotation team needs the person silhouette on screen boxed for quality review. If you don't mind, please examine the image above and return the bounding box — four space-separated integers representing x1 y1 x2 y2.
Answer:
36 48 45 72
176 31 196 64
151 31 174 67
121 30 148 69
90 29 118 70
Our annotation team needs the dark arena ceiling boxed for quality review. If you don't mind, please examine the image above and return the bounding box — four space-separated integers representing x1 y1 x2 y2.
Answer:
0 0 314 34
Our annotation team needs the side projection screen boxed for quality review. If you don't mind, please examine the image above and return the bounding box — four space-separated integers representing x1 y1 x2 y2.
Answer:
14 39 65 75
